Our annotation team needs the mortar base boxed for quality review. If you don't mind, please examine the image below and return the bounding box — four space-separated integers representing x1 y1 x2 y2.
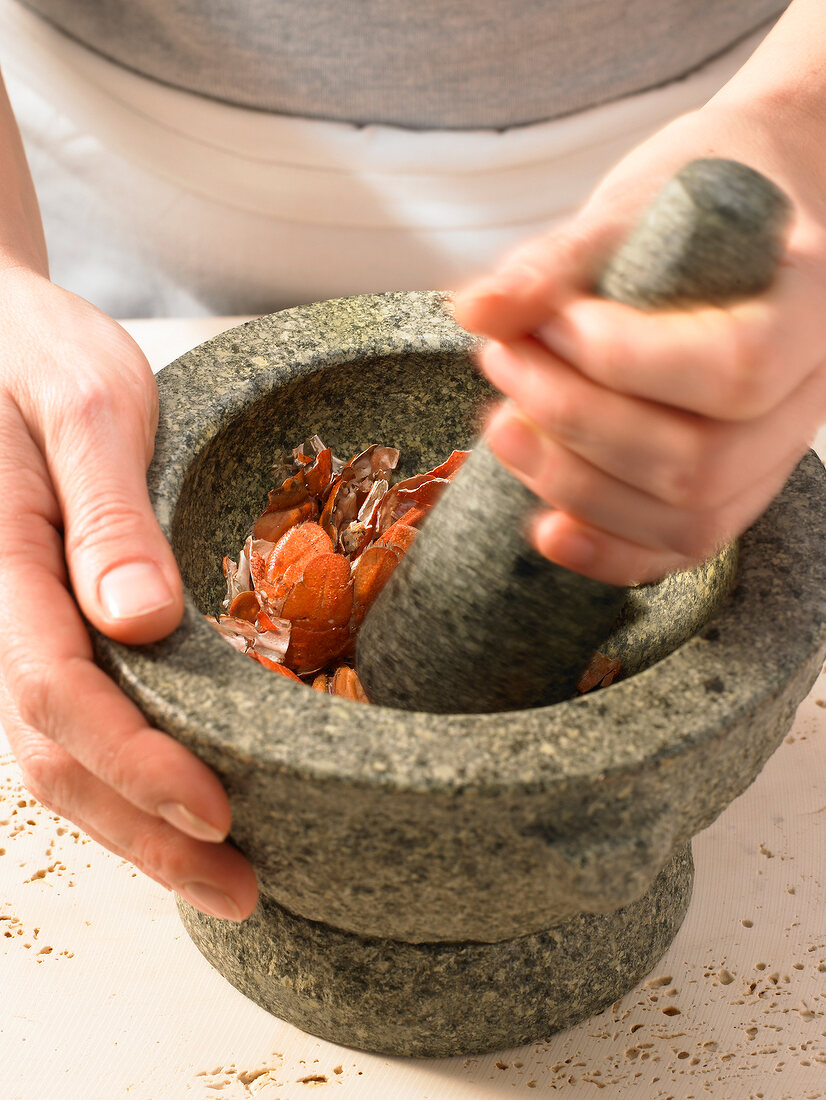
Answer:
177 844 693 1058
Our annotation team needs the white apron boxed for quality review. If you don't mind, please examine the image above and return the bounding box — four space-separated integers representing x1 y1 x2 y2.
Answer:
0 0 769 317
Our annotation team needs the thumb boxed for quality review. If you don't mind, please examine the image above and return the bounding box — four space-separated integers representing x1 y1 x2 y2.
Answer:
41 359 183 645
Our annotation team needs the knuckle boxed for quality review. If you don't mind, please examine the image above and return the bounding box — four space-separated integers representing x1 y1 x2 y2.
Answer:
89 731 131 796
18 746 72 816
512 256 546 284
660 472 702 512
64 489 148 560
503 234 555 276
666 509 725 562
545 452 595 512
93 726 156 802
542 384 586 444
589 320 630 382
57 372 118 432
657 429 723 511
3 652 51 734
132 819 187 884
712 323 771 419
53 368 155 459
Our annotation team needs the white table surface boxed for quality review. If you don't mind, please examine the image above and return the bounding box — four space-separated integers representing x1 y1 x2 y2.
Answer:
2 317 825 1100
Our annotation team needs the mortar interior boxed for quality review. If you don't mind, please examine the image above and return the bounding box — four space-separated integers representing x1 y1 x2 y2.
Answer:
172 348 488 619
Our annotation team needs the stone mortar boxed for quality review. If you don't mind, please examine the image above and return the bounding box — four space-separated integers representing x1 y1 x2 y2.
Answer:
92 291 826 1057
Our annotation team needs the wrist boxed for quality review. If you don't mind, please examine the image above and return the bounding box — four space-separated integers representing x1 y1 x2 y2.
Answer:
703 6 826 200
693 95 826 233
0 235 48 281
0 262 52 308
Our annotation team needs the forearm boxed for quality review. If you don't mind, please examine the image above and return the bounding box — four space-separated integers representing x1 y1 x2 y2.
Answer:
708 0 826 183
0 67 48 277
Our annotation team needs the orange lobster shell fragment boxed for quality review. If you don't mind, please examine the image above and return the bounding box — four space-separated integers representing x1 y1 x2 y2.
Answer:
253 499 316 543
250 652 304 680
319 444 400 549
280 551 355 673
227 589 261 623
263 522 335 603
252 445 334 542
312 664 369 702
350 519 419 629
373 449 469 534
205 612 291 664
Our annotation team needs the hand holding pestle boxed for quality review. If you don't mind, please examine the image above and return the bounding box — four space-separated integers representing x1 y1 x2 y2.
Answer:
356 158 792 714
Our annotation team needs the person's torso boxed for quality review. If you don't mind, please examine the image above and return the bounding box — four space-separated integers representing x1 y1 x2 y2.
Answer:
20 0 786 128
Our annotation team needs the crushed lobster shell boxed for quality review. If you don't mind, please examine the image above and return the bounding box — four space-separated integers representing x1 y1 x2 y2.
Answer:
206 614 291 661
208 437 467 702
373 449 468 534
319 444 399 551
577 652 622 693
338 476 390 556
222 536 275 609
222 546 251 607
311 665 370 703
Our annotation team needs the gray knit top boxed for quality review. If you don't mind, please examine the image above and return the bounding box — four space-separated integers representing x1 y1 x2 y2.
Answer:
21 1 785 129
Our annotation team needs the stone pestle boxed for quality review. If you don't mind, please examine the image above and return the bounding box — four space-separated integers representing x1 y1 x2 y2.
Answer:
356 158 792 714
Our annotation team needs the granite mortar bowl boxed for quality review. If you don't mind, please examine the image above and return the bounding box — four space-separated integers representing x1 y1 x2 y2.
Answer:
93 292 826 1056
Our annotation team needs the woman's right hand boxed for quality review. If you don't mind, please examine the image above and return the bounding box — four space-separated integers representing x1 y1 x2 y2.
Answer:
0 267 258 921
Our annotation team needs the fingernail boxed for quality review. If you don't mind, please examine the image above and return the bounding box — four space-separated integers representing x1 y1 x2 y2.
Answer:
536 520 597 571
459 275 503 303
479 341 518 391
553 530 597 569
157 801 226 843
487 408 544 478
179 881 243 922
535 319 576 362
99 561 175 621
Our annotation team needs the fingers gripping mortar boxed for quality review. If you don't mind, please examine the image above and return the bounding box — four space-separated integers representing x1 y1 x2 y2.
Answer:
356 159 792 714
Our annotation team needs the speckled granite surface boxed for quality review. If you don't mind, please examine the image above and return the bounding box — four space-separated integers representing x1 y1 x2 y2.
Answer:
178 846 693 1057
91 292 826 1054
